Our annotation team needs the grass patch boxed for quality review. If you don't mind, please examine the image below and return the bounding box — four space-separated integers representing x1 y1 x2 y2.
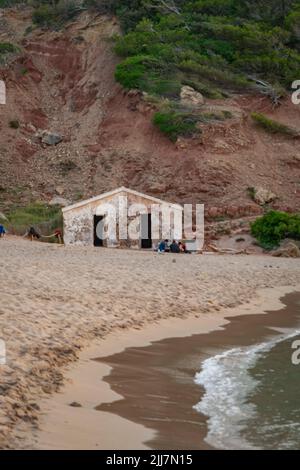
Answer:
0 42 19 64
5 202 62 237
251 210 300 249
251 113 299 137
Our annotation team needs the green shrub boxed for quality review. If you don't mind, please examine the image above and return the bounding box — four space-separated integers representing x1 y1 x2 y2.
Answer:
251 211 300 249
115 55 148 89
0 42 18 54
0 42 19 64
115 55 181 97
251 112 299 137
32 0 80 28
9 120 20 129
32 5 56 27
153 111 200 142
199 110 232 122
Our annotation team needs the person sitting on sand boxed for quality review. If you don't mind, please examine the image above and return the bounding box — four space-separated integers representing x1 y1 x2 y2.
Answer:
158 239 169 253
179 241 191 254
170 240 180 253
0 224 6 238
179 241 186 253
25 226 41 242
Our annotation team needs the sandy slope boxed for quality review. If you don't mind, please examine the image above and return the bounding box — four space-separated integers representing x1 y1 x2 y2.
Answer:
0 236 300 448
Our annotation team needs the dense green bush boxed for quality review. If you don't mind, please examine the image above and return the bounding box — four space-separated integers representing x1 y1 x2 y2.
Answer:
115 55 181 97
251 211 300 249
153 110 200 142
251 112 299 137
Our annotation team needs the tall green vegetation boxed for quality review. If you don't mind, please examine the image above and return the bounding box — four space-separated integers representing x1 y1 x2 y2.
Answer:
112 0 300 96
111 0 300 139
2 1 299 95
1 1 300 141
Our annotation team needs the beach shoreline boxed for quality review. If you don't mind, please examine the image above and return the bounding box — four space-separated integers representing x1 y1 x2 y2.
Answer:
1 236 300 448
32 285 300 450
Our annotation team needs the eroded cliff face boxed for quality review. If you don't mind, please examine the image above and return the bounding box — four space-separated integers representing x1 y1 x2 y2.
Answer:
0 6 300 218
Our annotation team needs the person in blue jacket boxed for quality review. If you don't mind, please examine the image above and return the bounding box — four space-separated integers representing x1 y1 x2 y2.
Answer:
0 224 6 238
158 239 169 253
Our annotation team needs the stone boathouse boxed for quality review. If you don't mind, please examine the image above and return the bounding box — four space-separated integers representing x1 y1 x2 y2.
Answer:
62 187 183 249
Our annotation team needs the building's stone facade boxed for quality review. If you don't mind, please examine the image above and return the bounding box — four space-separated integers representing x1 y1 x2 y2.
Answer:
62 188 183 248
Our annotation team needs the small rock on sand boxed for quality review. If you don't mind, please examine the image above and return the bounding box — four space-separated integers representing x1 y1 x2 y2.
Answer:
69 401 82 408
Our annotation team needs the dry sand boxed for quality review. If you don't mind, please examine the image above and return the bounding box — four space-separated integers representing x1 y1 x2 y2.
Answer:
0 236 300 448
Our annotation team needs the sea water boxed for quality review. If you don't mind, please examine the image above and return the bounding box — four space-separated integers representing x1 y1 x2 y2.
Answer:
194 329 300 450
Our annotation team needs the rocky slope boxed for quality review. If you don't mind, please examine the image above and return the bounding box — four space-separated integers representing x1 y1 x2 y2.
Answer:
0 6 300 218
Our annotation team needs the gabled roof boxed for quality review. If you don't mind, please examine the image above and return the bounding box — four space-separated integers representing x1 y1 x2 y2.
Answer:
62 187 183 213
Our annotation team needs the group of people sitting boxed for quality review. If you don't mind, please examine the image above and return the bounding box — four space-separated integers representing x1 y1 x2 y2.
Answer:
157 239 189 254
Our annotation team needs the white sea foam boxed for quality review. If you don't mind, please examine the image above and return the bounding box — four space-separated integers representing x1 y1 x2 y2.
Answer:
194 329 300 450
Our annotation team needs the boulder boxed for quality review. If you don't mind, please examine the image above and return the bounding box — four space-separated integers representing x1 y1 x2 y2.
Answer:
40 131 63 146
253 187 277 205
55 186 64 196
180 86 204 107
272 240 300 258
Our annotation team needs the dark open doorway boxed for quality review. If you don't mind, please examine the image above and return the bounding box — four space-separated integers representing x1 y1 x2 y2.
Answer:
94 215 104 247
141 213 152 249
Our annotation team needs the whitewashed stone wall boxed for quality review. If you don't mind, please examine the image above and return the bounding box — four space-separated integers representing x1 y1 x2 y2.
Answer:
63 205 94 246
63 191 183 248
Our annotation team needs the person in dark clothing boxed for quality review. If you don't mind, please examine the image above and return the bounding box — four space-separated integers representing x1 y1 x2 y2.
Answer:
0 224 6 238
170 240 180 253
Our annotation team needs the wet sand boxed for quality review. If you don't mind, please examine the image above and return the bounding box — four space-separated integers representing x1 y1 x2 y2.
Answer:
32 286 300 450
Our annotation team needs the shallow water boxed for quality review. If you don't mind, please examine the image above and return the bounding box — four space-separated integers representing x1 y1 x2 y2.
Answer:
96 292 300 450
194 329 300 449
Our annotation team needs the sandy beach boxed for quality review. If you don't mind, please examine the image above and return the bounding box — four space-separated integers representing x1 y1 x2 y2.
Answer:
1 236 300 449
